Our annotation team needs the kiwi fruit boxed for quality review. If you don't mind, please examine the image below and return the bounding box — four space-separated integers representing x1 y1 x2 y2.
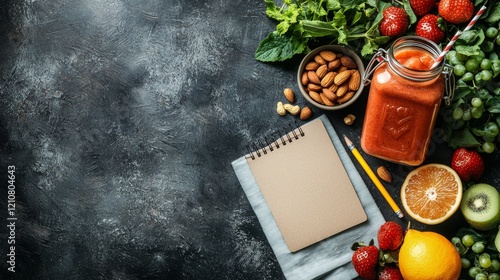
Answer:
460 183 500 231
495 226 500 252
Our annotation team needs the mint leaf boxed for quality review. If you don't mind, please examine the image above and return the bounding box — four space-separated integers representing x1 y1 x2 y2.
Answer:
485 2 500 24
326 0 341 11
301 20 337 37
255 31 308 62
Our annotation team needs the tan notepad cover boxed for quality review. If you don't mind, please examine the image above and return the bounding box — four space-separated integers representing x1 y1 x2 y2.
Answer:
246 118 367 252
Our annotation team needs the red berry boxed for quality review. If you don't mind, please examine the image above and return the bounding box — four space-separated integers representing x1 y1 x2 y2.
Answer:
379 6 409 37
379 265 404 280
438 0 474 24
415 14 445 43
451 148 485 181
377 221 403 251
352 245 379 280
410 0 436 16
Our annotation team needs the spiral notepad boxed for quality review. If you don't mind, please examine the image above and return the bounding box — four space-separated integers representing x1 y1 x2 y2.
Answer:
232 115 385 280
243 117 367 252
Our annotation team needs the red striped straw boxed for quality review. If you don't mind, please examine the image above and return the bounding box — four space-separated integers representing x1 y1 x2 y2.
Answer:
431 5 487 69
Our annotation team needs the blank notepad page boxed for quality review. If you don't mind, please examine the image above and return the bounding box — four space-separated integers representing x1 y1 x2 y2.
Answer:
246 118 367 252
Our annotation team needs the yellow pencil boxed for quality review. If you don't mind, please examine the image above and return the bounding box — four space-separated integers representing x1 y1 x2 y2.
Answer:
343 135 404 219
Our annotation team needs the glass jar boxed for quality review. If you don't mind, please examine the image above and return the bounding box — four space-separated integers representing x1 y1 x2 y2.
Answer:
361 36 453 166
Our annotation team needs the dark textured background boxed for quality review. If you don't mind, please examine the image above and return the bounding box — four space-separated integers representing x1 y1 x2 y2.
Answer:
0 1 499 279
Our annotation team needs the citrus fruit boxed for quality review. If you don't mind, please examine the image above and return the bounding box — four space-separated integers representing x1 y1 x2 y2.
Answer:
401 163 462 225
398 229 461 280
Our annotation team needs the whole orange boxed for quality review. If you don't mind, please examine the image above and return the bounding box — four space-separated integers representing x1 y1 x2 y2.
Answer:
398 229 461 280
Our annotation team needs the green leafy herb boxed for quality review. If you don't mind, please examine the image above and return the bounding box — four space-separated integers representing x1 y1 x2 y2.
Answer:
255 0 397 62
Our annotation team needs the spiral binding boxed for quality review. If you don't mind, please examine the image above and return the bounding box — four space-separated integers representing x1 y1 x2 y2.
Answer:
246 121 305 160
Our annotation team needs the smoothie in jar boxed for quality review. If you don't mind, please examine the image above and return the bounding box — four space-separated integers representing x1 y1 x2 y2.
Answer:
361 36 445 166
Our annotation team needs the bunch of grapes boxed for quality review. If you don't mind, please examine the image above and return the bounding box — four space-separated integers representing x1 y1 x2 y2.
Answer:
451 228 499 279
442 23 500 153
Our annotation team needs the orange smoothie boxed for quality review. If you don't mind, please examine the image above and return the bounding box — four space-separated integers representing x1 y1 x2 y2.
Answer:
361 48 445 165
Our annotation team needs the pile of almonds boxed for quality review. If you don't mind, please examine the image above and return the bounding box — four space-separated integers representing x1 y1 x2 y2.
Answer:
301 50 361 106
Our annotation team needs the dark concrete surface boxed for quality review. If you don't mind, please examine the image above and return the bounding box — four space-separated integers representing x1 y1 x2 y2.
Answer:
0 1 499 279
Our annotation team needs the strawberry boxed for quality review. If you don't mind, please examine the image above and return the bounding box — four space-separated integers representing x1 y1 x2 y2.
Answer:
410 0 436 16
379 6 409 37
438 0 474 24
451 148 485 181
352 245 379 280
415 14 445 43
377 221 403 251
379 265 404 280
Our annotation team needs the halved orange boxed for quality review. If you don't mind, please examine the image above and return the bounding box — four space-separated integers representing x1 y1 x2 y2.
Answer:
401 163 462 225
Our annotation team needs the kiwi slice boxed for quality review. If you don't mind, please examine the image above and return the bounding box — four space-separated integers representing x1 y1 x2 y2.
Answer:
495 226 500 252
460 183 500 231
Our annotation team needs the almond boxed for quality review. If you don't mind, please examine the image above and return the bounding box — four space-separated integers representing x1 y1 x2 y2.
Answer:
284 88 295 103
334 70 353 85
327 59 341 71
335 83 349 98
348 70 361 91
319 50 336 62
305 61 320 71
320 71 336 88
307 70 321 85
301 72 309 85
341 56 357 68
309 91 323 104
328 83 339 93
316 64 328 79
299 106 313 120
307 83 322 92
320 93 335 106
314 54 327 65
377 166 392 183
337 91 355 103
322 88 337 102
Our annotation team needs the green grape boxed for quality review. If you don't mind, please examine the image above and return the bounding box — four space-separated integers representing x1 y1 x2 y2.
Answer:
485 122 500 137
454 64 467 76
453 107 464 120
479 253 492 269
472 97 483 108
462 72 474 82
480 70 493 81
466 59 481 73
476 273 488 280
489 273 500 280
472 241 486 253
462 234 475 247
490 52 499 61
486 27 499 38
491 259 500 272
483 41 495 53
483 142 495 153
481 59 492 70
496 35 500 46
462 257 472 269
470 266 482 278
463 109 472 121
471 107 483 119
